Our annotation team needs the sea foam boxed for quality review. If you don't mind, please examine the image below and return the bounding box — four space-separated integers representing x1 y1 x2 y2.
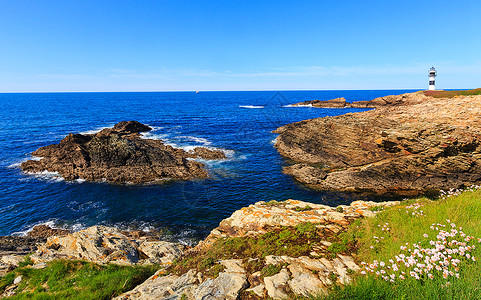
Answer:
282 104 313 108
239 105 264 109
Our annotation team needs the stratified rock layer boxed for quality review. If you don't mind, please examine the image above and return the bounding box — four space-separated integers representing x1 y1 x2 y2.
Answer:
275 94 481 195
21 121 226 184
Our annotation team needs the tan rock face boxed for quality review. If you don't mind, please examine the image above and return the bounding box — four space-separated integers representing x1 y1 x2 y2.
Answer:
113 199 397 300
275 94 481 195
20 121 227 184
31 226 186 266
198 199 397 247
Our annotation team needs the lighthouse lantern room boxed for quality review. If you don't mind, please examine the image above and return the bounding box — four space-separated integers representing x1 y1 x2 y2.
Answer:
428 67 437 90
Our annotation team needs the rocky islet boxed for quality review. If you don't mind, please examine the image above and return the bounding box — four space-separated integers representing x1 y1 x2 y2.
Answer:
20 121 227 184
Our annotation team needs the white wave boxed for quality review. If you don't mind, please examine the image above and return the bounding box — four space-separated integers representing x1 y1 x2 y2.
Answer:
10 220 85 236
176 229 199 246
7 162 22 168
282 104 313 108
179 136 212 146
26 170 64 182
140 131 169 141
144 125 164 131
239 105 264 109
221 149 235 158
179 145 198 152
71 223 86 232
75 178 86 183
11 220 58 236
7 156 43 169
270 137 278 144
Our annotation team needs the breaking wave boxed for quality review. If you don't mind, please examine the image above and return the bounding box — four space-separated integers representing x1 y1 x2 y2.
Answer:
239 105 264 109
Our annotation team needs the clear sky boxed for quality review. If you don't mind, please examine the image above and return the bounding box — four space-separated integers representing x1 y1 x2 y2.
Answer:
1 0 480 92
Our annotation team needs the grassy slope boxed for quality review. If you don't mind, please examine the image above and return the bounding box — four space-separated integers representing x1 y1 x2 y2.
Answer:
0 260 158 300
423 88 481 98
317 188 481 300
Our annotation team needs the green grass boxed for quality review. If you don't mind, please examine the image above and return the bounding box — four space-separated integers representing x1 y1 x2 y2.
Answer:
168 222 321 277
294 205 312 212
311 188 481 299
423 88 481 98
0 260 158 300
260 263 285 278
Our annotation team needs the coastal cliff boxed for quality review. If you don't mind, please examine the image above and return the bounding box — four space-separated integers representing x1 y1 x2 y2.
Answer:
2 187 481 299
275 93 481 195
0 199 396 299
20 121 226 184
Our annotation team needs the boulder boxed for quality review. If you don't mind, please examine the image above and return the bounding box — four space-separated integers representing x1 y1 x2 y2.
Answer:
264 268 290 299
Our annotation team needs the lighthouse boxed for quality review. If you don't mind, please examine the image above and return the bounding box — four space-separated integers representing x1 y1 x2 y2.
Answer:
428 67 437 90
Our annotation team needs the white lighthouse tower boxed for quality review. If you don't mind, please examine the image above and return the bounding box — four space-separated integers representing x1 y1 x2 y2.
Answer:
428 67 437 90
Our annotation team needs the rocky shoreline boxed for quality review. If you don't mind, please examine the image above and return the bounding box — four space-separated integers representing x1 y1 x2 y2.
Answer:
288 92 426 108
275 93 481 196
20 121 227 184
0 199 397 299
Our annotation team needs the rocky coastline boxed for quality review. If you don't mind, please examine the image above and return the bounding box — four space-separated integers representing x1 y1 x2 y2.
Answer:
275 93 481 196
288 92 426 108
0 199 397 299
20 121 227 184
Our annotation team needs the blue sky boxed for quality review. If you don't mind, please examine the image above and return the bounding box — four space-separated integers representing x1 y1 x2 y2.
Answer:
0 0 480 92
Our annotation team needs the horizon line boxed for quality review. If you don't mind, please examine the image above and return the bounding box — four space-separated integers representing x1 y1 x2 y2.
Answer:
0 87 435 94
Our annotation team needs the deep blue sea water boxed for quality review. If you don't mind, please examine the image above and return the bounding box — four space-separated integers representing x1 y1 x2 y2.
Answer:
0 90 417 243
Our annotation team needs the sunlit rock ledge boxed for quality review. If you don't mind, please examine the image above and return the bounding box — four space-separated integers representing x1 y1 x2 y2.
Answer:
1 199 398 299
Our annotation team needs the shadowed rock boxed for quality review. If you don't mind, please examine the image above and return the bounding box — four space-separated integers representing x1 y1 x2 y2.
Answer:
21 121 227 184
27 225 70 239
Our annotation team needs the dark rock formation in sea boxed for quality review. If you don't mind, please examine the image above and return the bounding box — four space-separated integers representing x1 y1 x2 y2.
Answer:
290 97 347 108
21 121 227 184
0 225 68 259
26 225 70 239
289 92 426 108
275 93 481 196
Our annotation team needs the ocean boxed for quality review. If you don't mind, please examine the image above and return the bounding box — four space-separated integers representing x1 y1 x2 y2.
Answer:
0 90 417 243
